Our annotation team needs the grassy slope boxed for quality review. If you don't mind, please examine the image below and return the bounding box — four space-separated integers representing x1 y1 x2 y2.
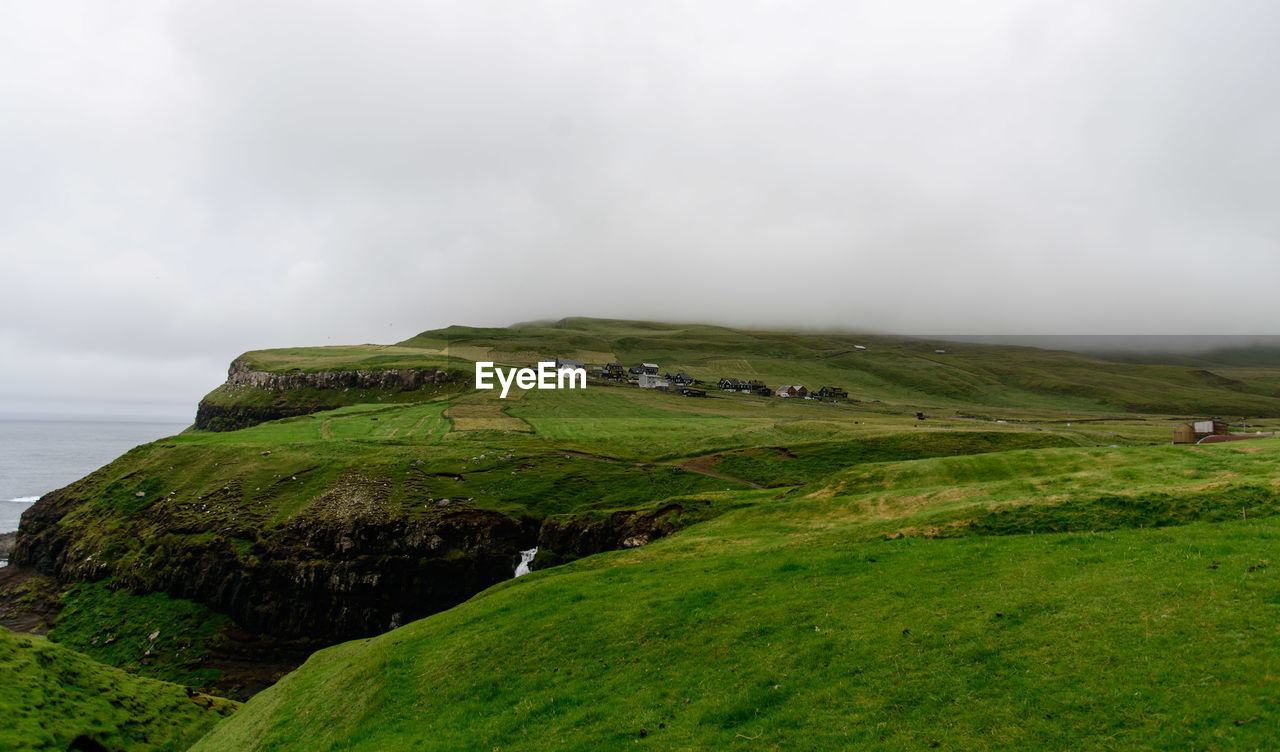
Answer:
48 582 234 689
192 440 1280 751
34 320 1280 690
223 317 1280 416
0 627 236 751
59 378 1144 578
19 318 1280 746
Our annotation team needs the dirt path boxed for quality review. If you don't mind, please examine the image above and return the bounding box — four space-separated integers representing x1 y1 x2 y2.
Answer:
559 450 627 463
676 455 764 488
548 448 765 488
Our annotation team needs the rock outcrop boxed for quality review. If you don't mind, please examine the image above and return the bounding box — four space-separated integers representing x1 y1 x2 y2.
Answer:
194 360 459 432
224 360 453 392
537 504 684 558
10 481 678 643
11 483 538 641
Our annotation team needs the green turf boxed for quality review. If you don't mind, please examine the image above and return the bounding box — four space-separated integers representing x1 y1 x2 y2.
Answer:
190 440 1280 751
15 318 1280 750
222 318 1280 416
48 582 233 689
0 627 236 751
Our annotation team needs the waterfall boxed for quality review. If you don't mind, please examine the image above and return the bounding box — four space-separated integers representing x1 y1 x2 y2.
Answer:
514 547 537 577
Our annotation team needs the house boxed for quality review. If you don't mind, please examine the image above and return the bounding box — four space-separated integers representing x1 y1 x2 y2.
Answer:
678 387 706 398
641 363 660 375
1173 420 1228 444
754 385 772 396
628 366 646 376
554 357 584 370
604 363 626 379
666 372 694 386
719 377 749 391
815 386 847 399
638 374 670 390
776 385 808 398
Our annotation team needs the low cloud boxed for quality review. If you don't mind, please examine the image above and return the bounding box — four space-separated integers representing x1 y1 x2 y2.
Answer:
3 1 1279 410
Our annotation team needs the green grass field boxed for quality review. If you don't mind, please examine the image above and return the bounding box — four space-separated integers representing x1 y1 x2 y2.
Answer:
10 318 1280 750
225 318 1280 417
192 441 1280 751
0 627 236 751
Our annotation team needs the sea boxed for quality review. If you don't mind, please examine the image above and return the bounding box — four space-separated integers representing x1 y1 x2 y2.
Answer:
0 415 190 555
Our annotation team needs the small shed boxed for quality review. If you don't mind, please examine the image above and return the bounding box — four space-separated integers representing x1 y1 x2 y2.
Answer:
1173 420 1228 444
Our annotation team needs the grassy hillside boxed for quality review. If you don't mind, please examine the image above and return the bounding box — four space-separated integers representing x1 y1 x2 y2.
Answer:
0 627 236 751
191 440 1280 751
12 317 1280 749
221 317 1280 416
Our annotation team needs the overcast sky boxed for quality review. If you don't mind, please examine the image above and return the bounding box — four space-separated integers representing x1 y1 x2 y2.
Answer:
2 1 1279 415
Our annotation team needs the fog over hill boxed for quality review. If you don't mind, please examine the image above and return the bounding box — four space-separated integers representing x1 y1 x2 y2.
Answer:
3 1 1279 413
940 335 1280 362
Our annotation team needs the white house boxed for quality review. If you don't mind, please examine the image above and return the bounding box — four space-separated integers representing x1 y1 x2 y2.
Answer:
638 374 670 390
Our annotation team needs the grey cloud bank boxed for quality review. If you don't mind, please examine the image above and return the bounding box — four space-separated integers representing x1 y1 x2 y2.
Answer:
2 1 1279 413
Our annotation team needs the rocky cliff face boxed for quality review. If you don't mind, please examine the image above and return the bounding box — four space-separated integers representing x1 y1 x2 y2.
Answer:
12 485 533 641
194 360 459 432
225 360 453 391
537 504 685 557
10 483 676 642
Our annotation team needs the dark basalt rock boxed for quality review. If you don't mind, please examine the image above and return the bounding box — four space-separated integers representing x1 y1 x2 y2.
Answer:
537 504 684 558
193 401 324 433
11 477 681 648
13 486 540 641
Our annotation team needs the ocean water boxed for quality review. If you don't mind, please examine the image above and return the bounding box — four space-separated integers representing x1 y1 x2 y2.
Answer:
0 416 190 536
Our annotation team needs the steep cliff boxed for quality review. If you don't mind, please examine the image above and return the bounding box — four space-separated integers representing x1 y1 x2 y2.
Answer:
11 479 687 642
7 419 729 651
194 360 463 431
13 483 526 640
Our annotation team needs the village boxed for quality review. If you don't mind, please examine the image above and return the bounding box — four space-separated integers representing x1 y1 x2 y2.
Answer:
548 358 1280 446
551 357 849 403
